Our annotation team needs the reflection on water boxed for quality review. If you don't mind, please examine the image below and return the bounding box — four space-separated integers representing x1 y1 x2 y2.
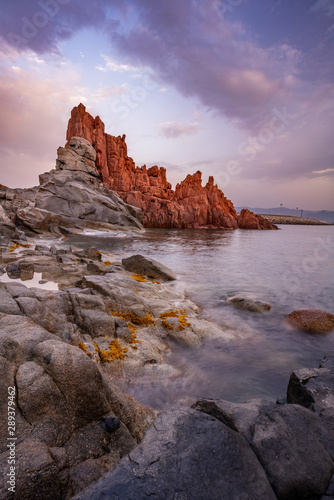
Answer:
67 226 334 409
0 272 59 290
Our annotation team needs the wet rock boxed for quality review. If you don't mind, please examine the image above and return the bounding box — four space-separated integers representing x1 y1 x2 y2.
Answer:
227 296 271 313
122 254 176 281
0 266 5 276
286 308 334 333
72 408 276 500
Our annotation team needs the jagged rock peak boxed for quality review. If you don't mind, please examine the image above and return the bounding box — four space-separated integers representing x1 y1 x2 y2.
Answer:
66 104 277 230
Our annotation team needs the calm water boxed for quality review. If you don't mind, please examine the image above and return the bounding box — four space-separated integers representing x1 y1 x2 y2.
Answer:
67 225 334 408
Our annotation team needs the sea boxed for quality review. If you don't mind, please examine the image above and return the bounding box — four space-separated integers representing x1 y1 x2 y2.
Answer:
63 225 334 409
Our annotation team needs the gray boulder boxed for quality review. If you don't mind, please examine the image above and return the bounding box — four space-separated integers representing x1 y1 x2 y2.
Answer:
251 404 334 499
194 394 334 499
287 362 334 413
122 254 176 281
72 408 276 500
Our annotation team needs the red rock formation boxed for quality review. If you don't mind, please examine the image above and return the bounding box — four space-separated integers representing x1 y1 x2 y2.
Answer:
238 209 278 230
66 104 274 229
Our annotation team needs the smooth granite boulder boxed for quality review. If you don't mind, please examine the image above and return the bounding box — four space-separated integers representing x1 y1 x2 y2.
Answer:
72 408 276 500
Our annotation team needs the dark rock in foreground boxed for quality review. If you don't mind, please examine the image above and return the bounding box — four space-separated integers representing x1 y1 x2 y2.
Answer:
74 355 334 500
73 408 276 500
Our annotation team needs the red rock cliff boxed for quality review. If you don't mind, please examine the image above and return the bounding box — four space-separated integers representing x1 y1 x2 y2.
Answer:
66 104 274 229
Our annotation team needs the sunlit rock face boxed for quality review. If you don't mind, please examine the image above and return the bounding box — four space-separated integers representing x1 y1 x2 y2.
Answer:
66 104 240 229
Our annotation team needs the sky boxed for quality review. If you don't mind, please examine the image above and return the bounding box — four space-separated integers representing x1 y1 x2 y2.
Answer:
0 0 334 210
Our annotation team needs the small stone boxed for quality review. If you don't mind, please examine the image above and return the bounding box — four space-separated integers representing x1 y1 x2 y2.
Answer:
99 417 121 433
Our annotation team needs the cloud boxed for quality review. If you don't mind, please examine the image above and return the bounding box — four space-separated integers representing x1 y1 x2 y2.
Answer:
159 118 201 139
95 54 140 73
312 168 334 174
90 84 129 103
0 0 304 130
0 58 82 187
0 0 121 54
311 0 334 18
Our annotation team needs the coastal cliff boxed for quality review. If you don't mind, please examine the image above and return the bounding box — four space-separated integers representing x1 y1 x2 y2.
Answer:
66 104 276 230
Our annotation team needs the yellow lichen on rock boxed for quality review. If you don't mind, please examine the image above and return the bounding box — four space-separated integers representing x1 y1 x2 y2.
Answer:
131 274 147 282
104 261 112 266
128 322 142 349
160 310 191 331
8 242 31 252
161 319 174 330
95 340 129 363
78 341 87 352
113 311 155 326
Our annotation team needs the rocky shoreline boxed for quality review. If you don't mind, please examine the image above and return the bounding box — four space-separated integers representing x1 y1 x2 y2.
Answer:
1 223 334 499
1 136 334 498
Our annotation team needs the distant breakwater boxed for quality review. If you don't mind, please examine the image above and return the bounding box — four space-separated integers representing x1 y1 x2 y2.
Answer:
258 214 333 225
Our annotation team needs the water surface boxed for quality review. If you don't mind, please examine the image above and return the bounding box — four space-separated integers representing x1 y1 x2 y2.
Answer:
67 226 334 408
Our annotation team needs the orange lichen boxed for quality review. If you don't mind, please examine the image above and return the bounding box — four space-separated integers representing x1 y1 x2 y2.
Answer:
0 184 8 189
131 274 161 284
127 322 142 348
78 341 87 352
162 319 174 330
104 261 112 266
113 312 154 326
95 339 129 363
131 274 147 282
8 242 31 252
160 310 191 331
